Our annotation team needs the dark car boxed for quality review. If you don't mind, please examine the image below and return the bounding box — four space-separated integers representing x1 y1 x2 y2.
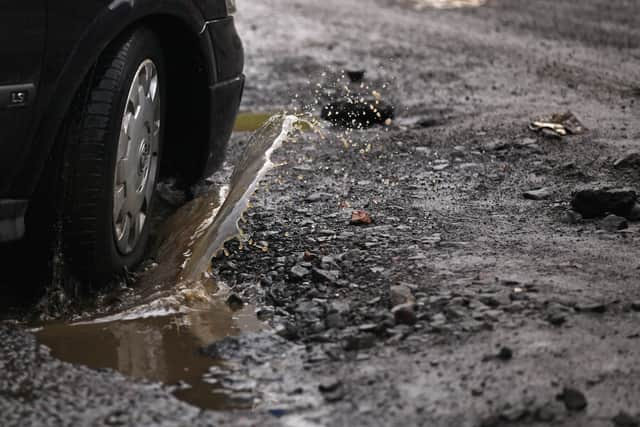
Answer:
0 0 243 279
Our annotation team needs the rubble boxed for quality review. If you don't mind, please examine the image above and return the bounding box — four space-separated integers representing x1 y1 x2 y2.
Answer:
530 111 587 138
557 387 588 411
571 188 637 219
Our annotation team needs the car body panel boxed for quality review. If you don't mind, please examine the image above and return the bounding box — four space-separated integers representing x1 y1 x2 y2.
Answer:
0 0 46 196
0 0 244 241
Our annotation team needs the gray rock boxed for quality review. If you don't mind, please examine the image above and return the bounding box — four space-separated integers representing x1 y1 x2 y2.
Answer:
445 305 467 319
575 302 607 313
497 346 513 360
478 294 502 308
600 214 628 232
533 401 565 422
612 411 640 427
325 312 346 330
390 284 415 307
320 256 340 270
571 188 637 219
561 210 582 224
614 151 640 169
312 268 340 284
290 265 310 280
305 192 332 203
523 187 552 200
556 387 587 411
547 311 567 326
318 379 345 402
256 307 275 321
628 203 640 221
344 333 376 351
546 303 570 325
226 293 244 311
483 310 503 322
392 303 417 325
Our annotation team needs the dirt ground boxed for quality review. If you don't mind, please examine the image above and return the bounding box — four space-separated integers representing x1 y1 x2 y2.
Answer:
2 0 640 426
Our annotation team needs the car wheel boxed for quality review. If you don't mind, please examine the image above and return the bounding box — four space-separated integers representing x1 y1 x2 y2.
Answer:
63 28 165 280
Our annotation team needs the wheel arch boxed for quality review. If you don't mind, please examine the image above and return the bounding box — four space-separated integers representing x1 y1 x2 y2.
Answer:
22 4 216 199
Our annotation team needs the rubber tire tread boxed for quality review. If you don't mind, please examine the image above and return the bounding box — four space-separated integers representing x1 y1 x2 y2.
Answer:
63 28 164 280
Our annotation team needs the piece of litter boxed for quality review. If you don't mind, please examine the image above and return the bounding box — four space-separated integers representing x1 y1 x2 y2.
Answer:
529 111 586 138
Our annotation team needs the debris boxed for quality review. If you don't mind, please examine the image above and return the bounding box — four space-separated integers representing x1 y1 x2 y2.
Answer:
523 187 552 200
390 284 415 307
628 203 640 221
325 312 346 329
571 188 637 219
497 346 513 361
483 346 513 362
344 333 376 351
556 387 588 411
614 151 640 169
321 98 394 128
613 411 640 427
600 214 628 232
256 307 275 321
546 311 567 326
575 302 607 313
319 379 345 402
546 303 570 326
350 210 373 225
560 210 582 225
312 268 340 284
226 293 244 311
392 303 418 325
345 69 365 82
534 401 564 422
530 111 586 138
631 301 640 312
290 265 311 280
305 192 332 203
432 162 450 171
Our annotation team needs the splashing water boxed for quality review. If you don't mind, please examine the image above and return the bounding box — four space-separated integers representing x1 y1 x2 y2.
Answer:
35 114 306 410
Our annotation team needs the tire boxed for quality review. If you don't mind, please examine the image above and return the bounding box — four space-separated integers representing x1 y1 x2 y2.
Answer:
63 28 166 280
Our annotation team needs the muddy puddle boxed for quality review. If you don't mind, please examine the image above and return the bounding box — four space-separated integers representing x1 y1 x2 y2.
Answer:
35 114 304 410
37 301 263 410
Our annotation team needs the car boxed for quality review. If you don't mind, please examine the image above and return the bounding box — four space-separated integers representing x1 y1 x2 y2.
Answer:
0 0 244 280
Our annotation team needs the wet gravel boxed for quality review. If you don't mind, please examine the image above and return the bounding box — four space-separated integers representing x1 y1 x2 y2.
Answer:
3 0 640 425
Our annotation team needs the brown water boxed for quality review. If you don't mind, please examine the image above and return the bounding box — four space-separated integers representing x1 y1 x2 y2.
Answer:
35 115 303 410
37 301 263 410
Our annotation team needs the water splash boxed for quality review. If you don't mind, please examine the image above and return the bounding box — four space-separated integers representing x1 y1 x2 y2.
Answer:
180 114 301 280
34 114 306 410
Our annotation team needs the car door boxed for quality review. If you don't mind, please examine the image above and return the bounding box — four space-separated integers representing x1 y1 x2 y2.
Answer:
0 0 46 194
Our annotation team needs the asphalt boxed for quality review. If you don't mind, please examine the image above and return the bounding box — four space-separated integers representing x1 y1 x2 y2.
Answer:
2 0 640 426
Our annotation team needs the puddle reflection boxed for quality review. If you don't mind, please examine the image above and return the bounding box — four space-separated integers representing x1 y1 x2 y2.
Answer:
37 299 264 410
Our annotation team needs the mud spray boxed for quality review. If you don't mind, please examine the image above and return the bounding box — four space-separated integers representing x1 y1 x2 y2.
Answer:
35 115 306 410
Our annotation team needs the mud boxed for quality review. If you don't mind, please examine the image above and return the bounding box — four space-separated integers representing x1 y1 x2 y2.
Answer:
36 300 263 410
